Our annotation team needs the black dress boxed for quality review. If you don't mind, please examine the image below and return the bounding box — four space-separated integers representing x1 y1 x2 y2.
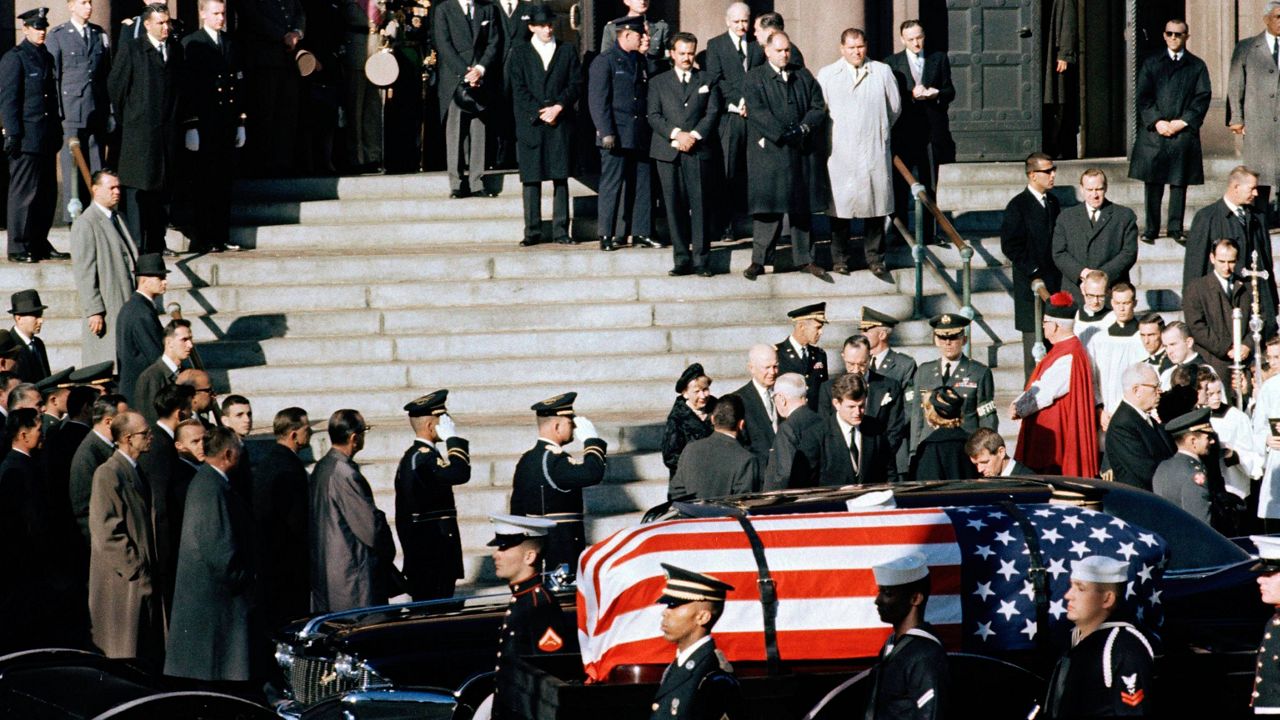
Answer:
909 427 979 482
662 396 714 478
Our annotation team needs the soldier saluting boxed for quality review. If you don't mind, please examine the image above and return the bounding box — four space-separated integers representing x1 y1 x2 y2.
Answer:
509 392 607 573
394 390 470 601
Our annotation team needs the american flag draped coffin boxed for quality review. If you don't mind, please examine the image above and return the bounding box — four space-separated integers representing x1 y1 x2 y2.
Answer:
576 505 1170 682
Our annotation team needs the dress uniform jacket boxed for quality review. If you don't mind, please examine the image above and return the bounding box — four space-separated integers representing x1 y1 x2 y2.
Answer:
763 405 824 491
1104 400 1176 490
670 431 758 501
731 381 776 465
70 203 136 367
909 356 997 445
9 327 51 383
874 349 918 391
1184 199 1278 332
1152 451 1211 524
309 447 396 613
493 575 573 718
776 338 828 410
394 437 471 600
507 39 581 182
109 34 184 193
743 63 828 216
867 625 950 720
510 437 607 572
819 413 897 487
46 21 111 129
1001 188 1063 332
248 442 310 625
649 637 744 720
588 44 649 150
1253 611 1280 713
1128 50 1210 187
165 463 256 681
0 39 62 154
115 292 164 405
1044 622 1154 718
181 29 242 149
1051 201 1139 305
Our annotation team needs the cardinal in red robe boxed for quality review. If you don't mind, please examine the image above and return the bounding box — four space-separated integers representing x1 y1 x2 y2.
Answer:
1011 292 1100 477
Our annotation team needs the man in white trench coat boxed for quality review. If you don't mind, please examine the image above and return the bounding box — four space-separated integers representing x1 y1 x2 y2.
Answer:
817 28 901 282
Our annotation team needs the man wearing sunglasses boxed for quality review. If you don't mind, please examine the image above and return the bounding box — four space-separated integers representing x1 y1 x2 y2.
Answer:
1001 152 1063 380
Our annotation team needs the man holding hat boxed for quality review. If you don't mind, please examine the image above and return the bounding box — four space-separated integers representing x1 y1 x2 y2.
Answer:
394 389 471 601
1250 535 1280 713
434 0 502 199
866 552 950 720
1153 408 1214 524
777 302 829 411
510 392 607 573
1042 555 1154 718
910 313 996 456
1010 291 1100 477
1 6 65 264
649 563 743 720
485 513 572 720
115 253 167 404
8 289 51 383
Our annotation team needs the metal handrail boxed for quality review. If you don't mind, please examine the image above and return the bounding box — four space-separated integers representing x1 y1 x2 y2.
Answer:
1031 281 1052 362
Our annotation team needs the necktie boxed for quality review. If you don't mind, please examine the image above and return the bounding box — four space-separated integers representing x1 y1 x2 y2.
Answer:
505 1 514 16
849 427 860 473
1089 209 1097 226
738 39 747 71
941 361 952 385
1227 277 1235 296
1237 206 1249 226
766 390 778 430
869 355 878 374
1273 36 1279 69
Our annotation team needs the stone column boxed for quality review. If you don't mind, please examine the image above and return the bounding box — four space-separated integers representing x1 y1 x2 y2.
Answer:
772 0 864 69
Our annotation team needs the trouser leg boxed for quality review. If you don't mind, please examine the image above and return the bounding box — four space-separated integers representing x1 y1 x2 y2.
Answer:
1167 184 1187 237
522 181 541 240
863 215 887 268
790 212 813 266
445 102 469 192
631 154 652 236
686 155 709 268
752 214 781 266
828 216 851 269
8 153 36 255
550 179 569 239
1143 182 1164 237
656 159 689 267
597 148 625 237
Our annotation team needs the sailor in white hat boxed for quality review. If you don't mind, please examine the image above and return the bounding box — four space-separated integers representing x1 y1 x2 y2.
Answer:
866 552 950 719
1250 535 1280 713
1041 555 1155 719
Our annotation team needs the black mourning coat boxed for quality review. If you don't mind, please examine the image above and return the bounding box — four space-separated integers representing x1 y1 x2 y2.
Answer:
886 49 956 167
1000 188 1063 332
432 0 501 120
763 405 824 491
507 39 581 182
1128 50 1211 187
731 381 776 465
248 441 310 625
115 292 164 405
108 34 184 191
743 63 828 215
661 396 714 478
819 413 898 487
1184 198 1278 336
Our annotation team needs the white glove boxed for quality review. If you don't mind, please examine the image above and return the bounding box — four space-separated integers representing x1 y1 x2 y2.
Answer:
235 126 246 148
106 115 117 133
574 416 598 441
436 413 457 441
184 128 199 152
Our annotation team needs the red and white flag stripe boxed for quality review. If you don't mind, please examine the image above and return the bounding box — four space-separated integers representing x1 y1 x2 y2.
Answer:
577 509 963 681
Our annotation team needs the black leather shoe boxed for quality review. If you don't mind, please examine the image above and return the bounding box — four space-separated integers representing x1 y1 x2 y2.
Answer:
804 262 830 281
870 264 894 283
669 265 693 276
519 236 542 247
1140 234 1157 245
697 269 715 278
600 236 616 252
633 235 662 249
7 253 37 264
743 263 763 280
832 264 849 275
1169 233 1185 245
553 236 573 245
449 188 471 199
44 249 70 260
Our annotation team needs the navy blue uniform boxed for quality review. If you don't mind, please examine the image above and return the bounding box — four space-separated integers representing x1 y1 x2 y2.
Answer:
649 637 744 720
509 437 606 572
588 45 651 242
0 39 61 258
46 21 111 223
394 437 470 600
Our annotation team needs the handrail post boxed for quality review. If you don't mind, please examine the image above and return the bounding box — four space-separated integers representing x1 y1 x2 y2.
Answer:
959 245 974 357
912 182 926 319
1032 281 1048 363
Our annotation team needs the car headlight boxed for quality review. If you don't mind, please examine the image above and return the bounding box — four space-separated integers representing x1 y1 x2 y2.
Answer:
275 642 296 671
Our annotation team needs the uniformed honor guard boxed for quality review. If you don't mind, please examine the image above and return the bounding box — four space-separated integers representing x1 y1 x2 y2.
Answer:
777 303 829 411
394 390 471 601
486 513 572 720
1042 555 1154 719
588 15 657 252
1152 408 1214 525
1 7 66 264
909 313 997 454
862 307 918 474
649 563 743 720
180 0 245 253
865 552 950 720
46 0 112 225
509 392 607 573
1251 534 1280 714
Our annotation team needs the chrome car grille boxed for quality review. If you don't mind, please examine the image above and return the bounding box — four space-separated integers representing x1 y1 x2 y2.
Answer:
289 656 373 706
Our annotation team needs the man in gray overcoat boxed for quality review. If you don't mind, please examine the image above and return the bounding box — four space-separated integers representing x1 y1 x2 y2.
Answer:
1128 18 1210 244
1228 2 1280 219
71 169 135 367
88 410 165 667
165 427 257 683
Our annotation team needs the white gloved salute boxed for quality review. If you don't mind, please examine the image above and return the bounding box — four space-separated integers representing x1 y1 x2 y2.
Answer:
184 128 200 152
436 413 457 441
235 126 246 148
574 416 599 441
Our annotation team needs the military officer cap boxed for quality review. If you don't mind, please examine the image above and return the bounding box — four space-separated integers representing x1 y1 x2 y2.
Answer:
18 7 50 29
929 312 969 338
675 363 706 394
611 14 646 34
526 4 554 24
68 361 114 386
1251 535 1280 574
135 253 169 277
9 289 48 316
487 513 556 549
1044 291 1077 320
1165 408 1213 437
872 552 930 587
929 386 964 421
656 563 734 606
788 302 827 324
531 392 577 417
404 389 449 417
35 366 75 392
1071 555 1129 585
860 307 900 330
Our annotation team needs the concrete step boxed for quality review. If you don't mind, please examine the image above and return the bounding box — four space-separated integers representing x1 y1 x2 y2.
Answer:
229 172 589 203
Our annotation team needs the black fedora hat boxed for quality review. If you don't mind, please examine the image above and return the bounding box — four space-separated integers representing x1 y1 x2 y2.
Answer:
135 253 169 277
454 83 487 115
9 289 47 316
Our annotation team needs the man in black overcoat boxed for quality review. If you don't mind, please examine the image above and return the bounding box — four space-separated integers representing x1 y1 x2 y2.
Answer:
817 334 907 461
1182 238 1253 385
139 382 194 616
1000 152 1062 378
395 391 471 601
8 289 51 383
69 394 123 547
648 32 722 277
1184 166 1278 335
235 0 303 177
1050 168 1139 306
741 30 827 281
108 3 183 255
434 0 502 198
507 6 580 246
492 0 535 174
115 254 167 405
1103 363 1174 490
1 8 63 264
181 0 243 253
1127 19 1211 243
704 2 761 239
821 374 897 487
248 407 310 626
763 373 823 491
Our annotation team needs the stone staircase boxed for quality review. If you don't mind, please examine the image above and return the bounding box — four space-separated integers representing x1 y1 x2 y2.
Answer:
1 156 1264 592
